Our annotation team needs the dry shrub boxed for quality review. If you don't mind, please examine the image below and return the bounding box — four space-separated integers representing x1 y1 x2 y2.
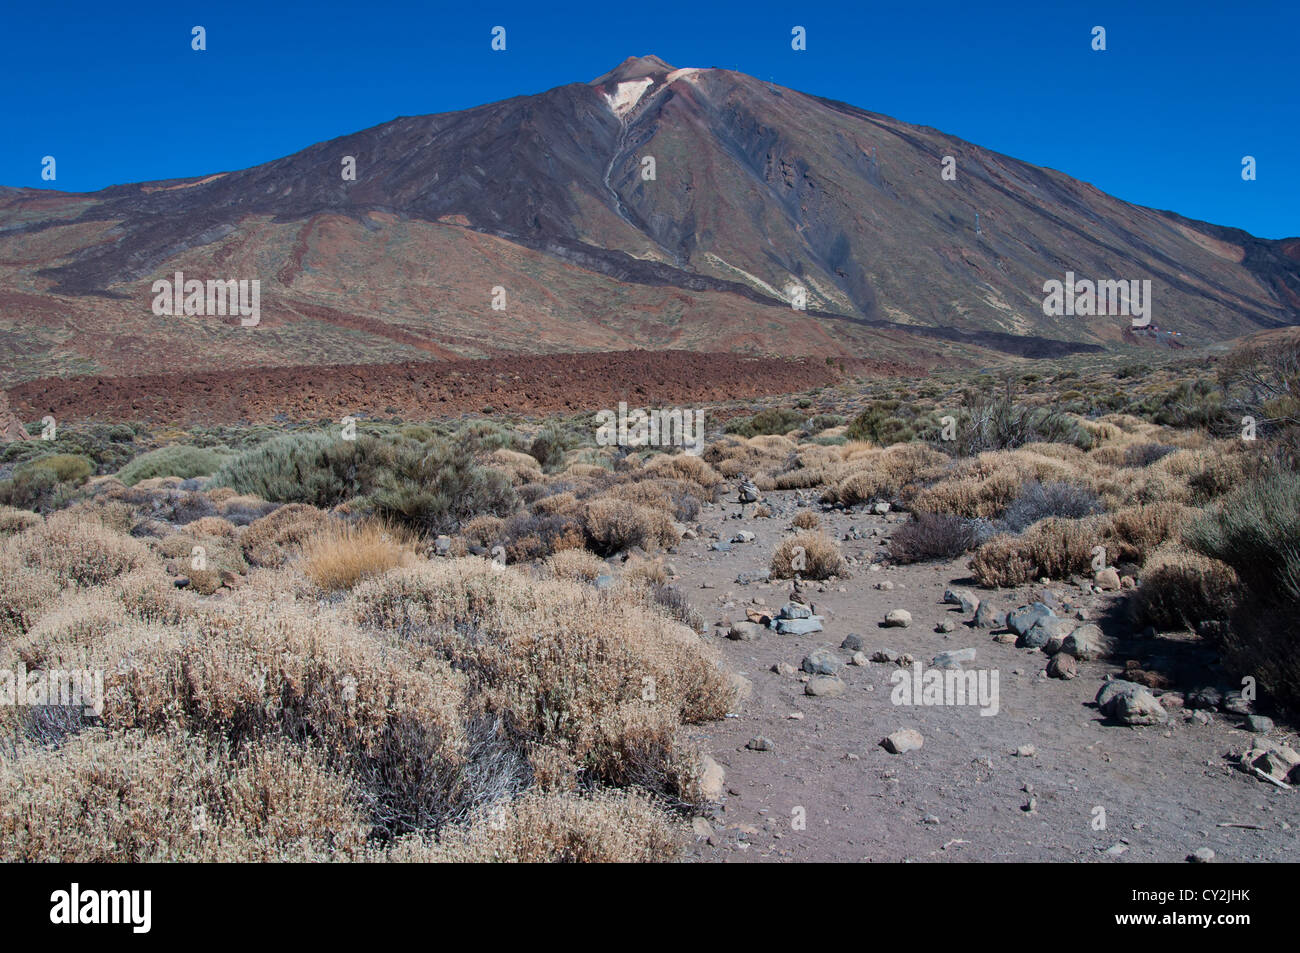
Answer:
159 526 248 595
5 509 153 588
0 730 369 862
499 511 585 563
10 588 128 668
525 744 581 793
1150 443 1260 504
461 513 506 545
544 548 607 583
183 515 240 540
0 505 41 537
609 480 675 509
63 498 137 535
91 605 470 835
0 551 60 642
890 512 978 563
242 503 331 567
770 531 847 580
1132 543 1239 630
622 554 668 589
216 493 277 524
583 498 680 555
967 535 1037 588
641 453 723 490
610 477 705 522
823 443 950 506
908 465 1023 520
564 463 611 480
752 504 772 518
531 492 577 517
486 448 543 484
906 447 1099 520
970 516 1108 587
301 520 415 592
791 510 821 530
349 560 733 801
1105 501 1194 564
111 566 194 625
396 789 681 863
703 435 791 483
770 466 827 490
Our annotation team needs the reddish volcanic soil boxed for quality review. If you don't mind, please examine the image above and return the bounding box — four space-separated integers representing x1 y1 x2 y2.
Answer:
8 351 917 426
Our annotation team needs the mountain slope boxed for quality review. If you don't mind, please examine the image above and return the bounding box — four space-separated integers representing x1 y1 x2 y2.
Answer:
0 56 1295 385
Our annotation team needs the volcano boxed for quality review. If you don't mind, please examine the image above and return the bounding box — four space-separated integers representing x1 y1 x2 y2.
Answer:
1 55 1296 385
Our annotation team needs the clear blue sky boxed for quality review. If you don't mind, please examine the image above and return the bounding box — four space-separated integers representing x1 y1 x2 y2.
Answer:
3 0 1295 238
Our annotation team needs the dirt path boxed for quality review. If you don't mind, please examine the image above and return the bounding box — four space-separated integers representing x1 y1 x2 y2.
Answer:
676 490 1300 862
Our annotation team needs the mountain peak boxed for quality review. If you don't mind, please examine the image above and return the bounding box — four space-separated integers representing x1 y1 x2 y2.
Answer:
590 55 677 86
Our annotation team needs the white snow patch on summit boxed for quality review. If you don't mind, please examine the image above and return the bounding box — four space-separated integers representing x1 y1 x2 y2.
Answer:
666 67 702 84
604 78 654 117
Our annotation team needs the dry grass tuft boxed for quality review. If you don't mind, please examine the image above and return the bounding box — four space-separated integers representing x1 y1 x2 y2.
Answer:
301 520 415 591
770 531 847 580
791 510 821 530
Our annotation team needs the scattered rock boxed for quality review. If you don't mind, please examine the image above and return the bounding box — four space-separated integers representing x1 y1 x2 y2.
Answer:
1013 745 1037 758
933 648 977 668
745 736 774 752
1245 714 1275 734
801 648 842 676
1188 847 1215 863
731 530 756 544
1186 687 1224 710
1022 615 1076 650
1046 654 1078 679
698 755 726 801
1240 737 1300 785
1096 680 1167 725
974 602 1005 629
1094 567 1122 591
1061 624 1113 661
771 661 797 676
874 580 895 591
805 675 846 697
943 588 981 614
839 633 866 652
736 569 770 585
880 729 924 754
871 649 900 664
1007 603 1055 637
937 619 957 633
775 616 825 635
883 609 912 628
1222 691 1253 716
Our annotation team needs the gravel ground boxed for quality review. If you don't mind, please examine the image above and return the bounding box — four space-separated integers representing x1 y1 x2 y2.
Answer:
674 491 1299 862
